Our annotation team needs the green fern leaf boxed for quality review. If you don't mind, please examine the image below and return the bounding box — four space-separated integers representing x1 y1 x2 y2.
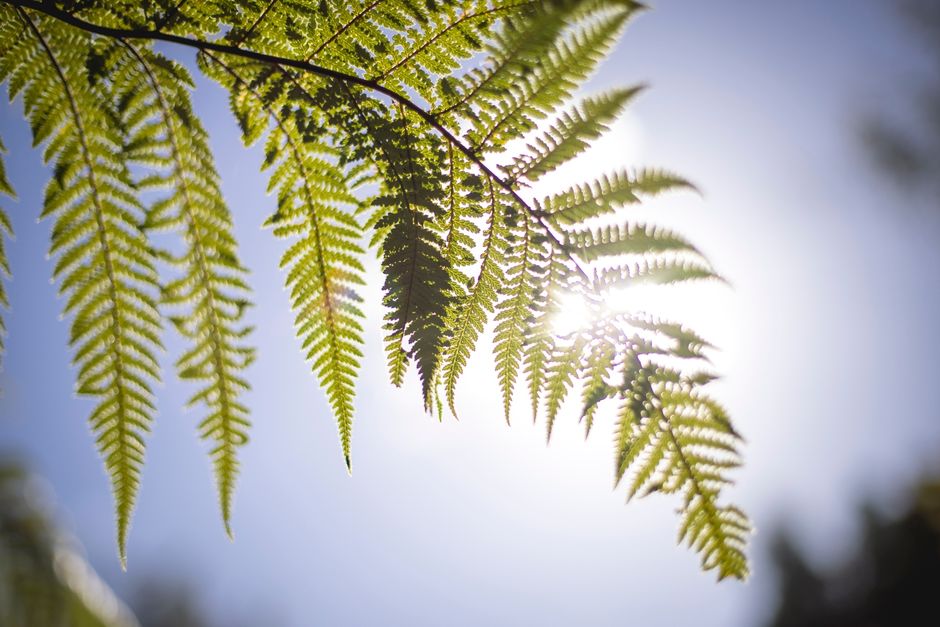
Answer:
504 86 644 183
440 180 508 417
596 257 723 290
0 0 752 577
492 214 547 423
467 2 638 152
522 249 565 421
543 333 587 442
0 135 14 365
336 93 453 403
372 0 537 96
432 1 574 120
580 339 615 437
108 41 255 535
566 222 703 262
540 168 695 225
612 358 750 580
200 53 366 470
1 8 163 565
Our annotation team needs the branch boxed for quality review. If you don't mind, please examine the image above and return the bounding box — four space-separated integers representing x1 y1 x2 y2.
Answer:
4 0 589 281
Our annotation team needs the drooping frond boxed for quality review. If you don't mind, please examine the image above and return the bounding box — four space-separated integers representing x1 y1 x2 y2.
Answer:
521 248 566 422
612 357 749 579
371 106 453 403
440 146 484 294
0 7 163 566
106 41 255 536
579 338 615 437
543 333 587 441
200 52 366 470
492 213 547 422
0 135 14 366
504 86 645 183
316 85 453 403
440 179 508 417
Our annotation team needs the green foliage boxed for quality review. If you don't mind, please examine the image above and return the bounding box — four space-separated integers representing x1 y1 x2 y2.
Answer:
1 8 163 566
107 41 255 537
0 0 750 579
0 459 138 627
0 135 14 365
504 86 645 183
612 353 749 579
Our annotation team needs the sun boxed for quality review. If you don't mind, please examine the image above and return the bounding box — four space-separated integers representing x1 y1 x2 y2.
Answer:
550 282 736 360
551 291 595 336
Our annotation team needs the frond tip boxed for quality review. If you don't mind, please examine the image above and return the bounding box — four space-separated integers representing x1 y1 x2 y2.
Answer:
614 360 751 580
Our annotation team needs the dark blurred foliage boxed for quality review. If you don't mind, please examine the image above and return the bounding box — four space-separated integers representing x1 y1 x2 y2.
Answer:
128 578 213 627
0 455 137 626
764 478 940 627
0 454 221 627
863 0 940 201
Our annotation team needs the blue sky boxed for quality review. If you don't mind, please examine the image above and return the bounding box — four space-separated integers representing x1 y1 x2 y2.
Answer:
2 1 940 625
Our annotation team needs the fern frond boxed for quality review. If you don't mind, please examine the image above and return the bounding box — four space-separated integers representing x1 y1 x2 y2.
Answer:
432 1 572 119
440 179 508 417
618 313 714 362
435 1 642 119
372 0 536 96
0 135 15 365
2 8 163 565
201 52 365 470
466 2 637 152
522 248 565 421
322 87 453 403
543 333 587 442
0 0 752 578
613 361 749 579
492 214 547 423
595 257 722 290
540 168 695 225
374 108 452 402
223 0 316 56
109 41 255 535
304 0 426 71
504 86 644 183
580 339 615 437
565 222 703 262
440 145 483 291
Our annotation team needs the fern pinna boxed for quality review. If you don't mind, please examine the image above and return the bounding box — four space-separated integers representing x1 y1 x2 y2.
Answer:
0 136 13 365
0 0 751 579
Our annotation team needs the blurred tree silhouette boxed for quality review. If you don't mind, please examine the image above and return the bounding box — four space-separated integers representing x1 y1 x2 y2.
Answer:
127 578 211 627
0 456 138 626
0 455 220 627
864 0 940 201
764 478 940 627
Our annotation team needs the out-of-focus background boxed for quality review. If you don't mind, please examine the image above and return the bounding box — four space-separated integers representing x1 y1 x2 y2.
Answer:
2 0 940 625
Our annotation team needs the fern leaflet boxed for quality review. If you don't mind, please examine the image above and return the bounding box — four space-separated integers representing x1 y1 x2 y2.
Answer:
2 8 163 566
